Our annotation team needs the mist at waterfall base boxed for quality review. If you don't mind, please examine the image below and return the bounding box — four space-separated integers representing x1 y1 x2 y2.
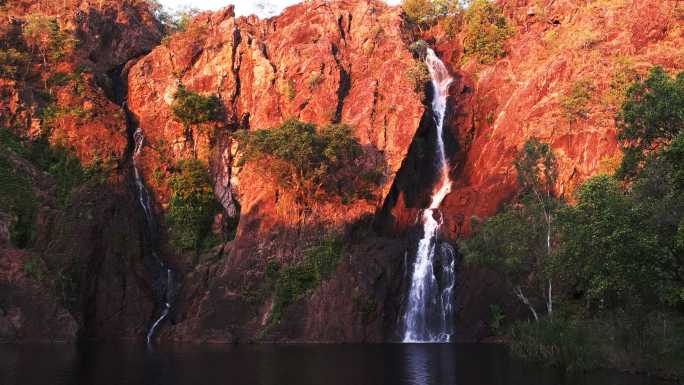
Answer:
1 343 671 385
401 49 456 343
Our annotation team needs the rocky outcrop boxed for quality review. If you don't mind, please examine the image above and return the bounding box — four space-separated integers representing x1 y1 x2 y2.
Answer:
441 0 684 237
0 0 161 342
3 0 683 343
0 248 77 343
126 0 426 342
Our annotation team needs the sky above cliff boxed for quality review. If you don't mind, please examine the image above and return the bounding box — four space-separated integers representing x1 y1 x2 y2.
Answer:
159 0 401 17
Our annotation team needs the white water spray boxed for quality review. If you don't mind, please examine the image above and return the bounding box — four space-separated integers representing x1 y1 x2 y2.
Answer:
133 128 154 226
146 269 172 345
402 49 456 343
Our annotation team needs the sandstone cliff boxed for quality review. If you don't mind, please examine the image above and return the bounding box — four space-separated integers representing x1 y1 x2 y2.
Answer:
1 0 683 343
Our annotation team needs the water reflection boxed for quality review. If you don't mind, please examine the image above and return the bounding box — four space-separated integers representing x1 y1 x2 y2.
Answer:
0 343 675 385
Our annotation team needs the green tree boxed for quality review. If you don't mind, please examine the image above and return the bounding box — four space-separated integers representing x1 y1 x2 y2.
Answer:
171 84 222 156
553 175 674 309
462 0 514 64
22 14 76 68
166 159 219 258
462 138 560 320
462 205 549 320
401 0 462 32
234 119 375 204
617 67 684 179
514 138 559 315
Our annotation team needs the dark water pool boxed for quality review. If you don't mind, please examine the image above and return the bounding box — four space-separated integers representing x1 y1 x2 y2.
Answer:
0 343 674 385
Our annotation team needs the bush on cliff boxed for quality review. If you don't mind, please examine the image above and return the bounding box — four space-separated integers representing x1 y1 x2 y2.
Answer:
165 159 220 257
234 119 380 204
559 78 593 121
462 0 514 64
22 14 76 66
405 61 431 93
171 85 222 154
269 235 343 325
401 0 462 35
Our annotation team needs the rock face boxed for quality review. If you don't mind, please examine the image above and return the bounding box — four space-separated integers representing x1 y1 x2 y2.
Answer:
0 247 78 342
3 0 684 343
0 0 161 342
126 0 426 342
444 0 684 338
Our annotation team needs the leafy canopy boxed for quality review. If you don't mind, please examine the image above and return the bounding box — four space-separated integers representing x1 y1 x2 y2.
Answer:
171 85 222 128
166 159 220 256
234 119 378 203
462 0 514 64
617 66 684 178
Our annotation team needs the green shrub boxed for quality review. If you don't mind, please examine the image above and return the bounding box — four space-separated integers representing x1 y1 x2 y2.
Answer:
279 78 296 101
26 138 88 207
405 61 431 93
401 0 462 29
604 57 639 108
268 235 343 325
510 312 684 377
408 39 429 59
171 84 222 131
559 79 593 121
234 119 378 204
0 151 37 248
0 48 30 78
462 0 514 64
165 159 220 257
510 316 603 371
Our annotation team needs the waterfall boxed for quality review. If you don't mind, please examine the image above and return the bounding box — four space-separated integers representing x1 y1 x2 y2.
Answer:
146 269 172 345
132 126 174 345
133 128 154 230
401 49 456 343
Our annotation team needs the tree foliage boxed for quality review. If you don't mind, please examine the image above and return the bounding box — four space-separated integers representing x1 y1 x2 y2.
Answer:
234 119 379 204
462 0 514 64
617 67 684 179
463 138 560 320
401 0 461 26
165 159 219 257
171 84 222 129
22 14 76 66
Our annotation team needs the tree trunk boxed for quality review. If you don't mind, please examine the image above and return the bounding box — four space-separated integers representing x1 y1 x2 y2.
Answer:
514 286 539 321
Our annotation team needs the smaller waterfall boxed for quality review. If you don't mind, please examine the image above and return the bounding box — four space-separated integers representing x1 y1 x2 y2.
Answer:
401 49 456 343
146 269 172 345
131 126 175 345
133 128 154 230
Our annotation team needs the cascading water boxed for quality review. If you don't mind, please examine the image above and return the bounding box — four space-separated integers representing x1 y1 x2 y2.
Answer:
401 48 456 343
131 125 175 345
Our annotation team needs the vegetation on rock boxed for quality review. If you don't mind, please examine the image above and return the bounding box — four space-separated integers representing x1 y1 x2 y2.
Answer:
165 159 220 258
617 66 684 179
268 235 344 326
401 0 462 36
462 67 684 378
234 119 381 204
462 0 513 64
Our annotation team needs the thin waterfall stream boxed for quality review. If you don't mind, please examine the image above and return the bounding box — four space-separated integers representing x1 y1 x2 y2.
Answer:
130 122 175 345
401 48 456 343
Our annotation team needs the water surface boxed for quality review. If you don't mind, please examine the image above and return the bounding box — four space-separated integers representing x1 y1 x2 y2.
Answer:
0 343 672 385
